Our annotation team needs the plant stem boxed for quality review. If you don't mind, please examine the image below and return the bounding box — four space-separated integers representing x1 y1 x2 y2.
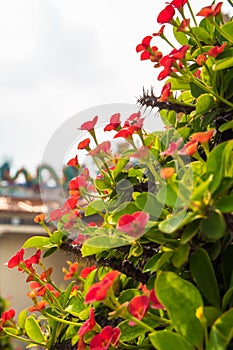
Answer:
187 1 198 26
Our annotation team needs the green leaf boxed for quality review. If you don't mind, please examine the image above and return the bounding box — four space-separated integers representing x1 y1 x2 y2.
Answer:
219 120 233 132
155 272 203 347
135 192 163 218
157 182 191 208
196 94 214 115
181 219 201 244
83 269 97 295
191 175 212 201
172 243 190 268
222 286 233 311
203 307 221 328
221 21 233 38
65 294 86 317
119 320 154 341
49 230 64 244
149 331 194 350
23 236 50 249
25 316 45 343
206 140 233 193
81 235 129 256
118 289 141 304
159 210 194 234
112 158 129 178
192 27 211 43
190 82 206 98
207 309 233 350
190 248 220 308
18 309 27 329
85 199 106 216
143 254 161 273
168 77 190 90
200 210 226 241
215 194 233 213
213 56 233 71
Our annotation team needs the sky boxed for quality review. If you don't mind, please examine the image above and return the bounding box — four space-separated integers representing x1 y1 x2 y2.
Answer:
0 0 232 177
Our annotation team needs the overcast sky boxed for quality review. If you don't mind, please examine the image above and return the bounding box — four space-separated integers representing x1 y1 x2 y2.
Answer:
0 0 231 176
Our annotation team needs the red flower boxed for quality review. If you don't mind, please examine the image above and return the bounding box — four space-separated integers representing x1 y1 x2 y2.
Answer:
114 128 134 140
63 196 78 210
80 265 97 279
170 0 188 9
80 116 98 131
168 45 190 60
207 43 227 57
160 138 183 156
157 5 175 24
90 326 120 350
7 248 25 268
136 36 152 53
69 175 87 197
158 60 174 80
197 2 223 17
117 211 149 238
78 308 96 338
178 140 198 155
190 129 215 143
34 214 46 223
196 54 207 66
1 308 15 325
67 155 79 166
160 167 175 179
85 270 120 303
128 295 150 325
124 112 141 127
29 300 47 312
177 18 190 32
158 82 171 102
78 138 91 150
153 25 165 37
104 113 121 131
24 250 41 268
64 261 79 280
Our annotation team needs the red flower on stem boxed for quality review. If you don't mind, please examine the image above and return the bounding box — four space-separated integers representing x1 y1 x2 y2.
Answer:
128 295 150 326
67 155 79 167
190 130 215 143
157 5 175 24
149 289 165 309
178 140 198 156
207 43 227 57
69 175 87 197
196 54 207 66
170 0 188 9
78 138 91 150
24 250 41 269
104 113 121 132
160 138 183 156
64 261 79 280
80 265 97 279
29 300 47 312
7 248 25 268
90 326 120 350
197 2 223 17
136 36 152 54
85 270 120 303
1 308 15 325
117 211 149 238
80 116 98 131
153 25 165 37
78 307 96 338
160 167 175 179
158 82 171 102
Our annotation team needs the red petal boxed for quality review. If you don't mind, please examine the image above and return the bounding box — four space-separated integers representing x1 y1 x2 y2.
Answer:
157 5 175 24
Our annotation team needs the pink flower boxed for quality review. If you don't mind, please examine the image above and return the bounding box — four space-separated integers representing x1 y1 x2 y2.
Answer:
117 211 149 238
160 138 183 156
149 289 165 309
80 116 98 131
78 308 96 338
